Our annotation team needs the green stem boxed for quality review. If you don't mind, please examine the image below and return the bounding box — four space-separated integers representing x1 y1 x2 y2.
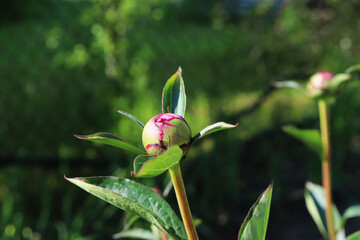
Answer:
169 163 199 240
318 99 336 240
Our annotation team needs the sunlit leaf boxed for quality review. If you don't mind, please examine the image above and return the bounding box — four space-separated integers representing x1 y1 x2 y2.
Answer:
113 228 160 240
115 108 145 128
131 146 183 178
273 80 306 93
74 132 145 155
341 205 360 229
162 67 186 117
238 184 273 240
283 126 323 161
304 182 345 240
65 176 187 240
192 122 238 144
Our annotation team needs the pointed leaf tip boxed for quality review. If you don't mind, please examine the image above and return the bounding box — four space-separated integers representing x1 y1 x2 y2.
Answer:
238 184 273 240
114 108 145 128
192 122 238 144
162 69 186 117
74 134 84 139
178 66 182 73
73 132 145 155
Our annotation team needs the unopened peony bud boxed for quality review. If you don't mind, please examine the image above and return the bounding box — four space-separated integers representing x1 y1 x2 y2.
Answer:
307 71 334 98
142 113 192 156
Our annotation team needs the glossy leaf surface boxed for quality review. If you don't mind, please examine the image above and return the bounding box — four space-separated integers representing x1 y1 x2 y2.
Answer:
74 132 145 155
341 205 360 229
162 67 186 117
238 184 273 240
192 122 238 143
283 126 323 160
304 182 345 240
65 176 187 240
115 108 145 128
132 146 183 178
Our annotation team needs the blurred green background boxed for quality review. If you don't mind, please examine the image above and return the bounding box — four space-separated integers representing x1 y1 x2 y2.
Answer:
1 0 359 239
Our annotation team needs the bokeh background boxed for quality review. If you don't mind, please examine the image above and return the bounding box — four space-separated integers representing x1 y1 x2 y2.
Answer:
1 0 359 239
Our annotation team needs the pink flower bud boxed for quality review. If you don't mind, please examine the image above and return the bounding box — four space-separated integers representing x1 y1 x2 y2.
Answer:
142 113 192 156
307 71 334 98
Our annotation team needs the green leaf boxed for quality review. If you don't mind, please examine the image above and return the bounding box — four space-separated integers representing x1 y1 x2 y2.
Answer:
347 230 360 240
304 182 345 240
326 73 352 91
341 205 360 229
345 63 360 73
162 67 186 117
115 108 145 128
238 184 273 240
113 228 160 240
273 80 306 93
132 146 183 178
65 176 187 240
192 122 238 144
74 132 145 155
283 125 323 161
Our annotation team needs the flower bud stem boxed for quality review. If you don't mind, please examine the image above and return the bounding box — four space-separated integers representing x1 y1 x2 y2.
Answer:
319 99 336 240
169 163 199 240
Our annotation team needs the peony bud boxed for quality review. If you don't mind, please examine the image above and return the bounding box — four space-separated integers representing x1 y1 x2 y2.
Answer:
142 113 192 156
307 71 334 98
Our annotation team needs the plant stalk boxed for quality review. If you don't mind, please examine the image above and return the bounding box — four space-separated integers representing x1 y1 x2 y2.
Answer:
169 163 199 240
318 99 336 240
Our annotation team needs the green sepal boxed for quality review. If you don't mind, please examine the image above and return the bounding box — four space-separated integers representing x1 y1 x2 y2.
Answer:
65 176 187 240
162 67 186 117
131 146 183 178
238 184 273 240
115 108 145 128
192 122 238 144
74 132 145 155
326 73 352 93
